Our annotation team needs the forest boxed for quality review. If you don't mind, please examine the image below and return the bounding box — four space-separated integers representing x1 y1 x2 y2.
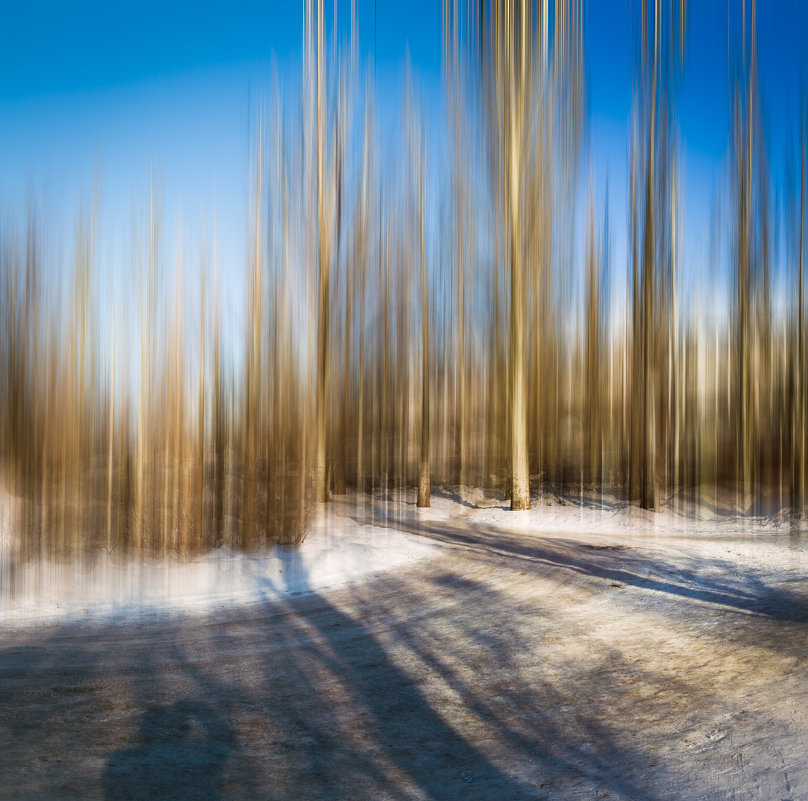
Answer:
0 0 804 560
3 4 808 801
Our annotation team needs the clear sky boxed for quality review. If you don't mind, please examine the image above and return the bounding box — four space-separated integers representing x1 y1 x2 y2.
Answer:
0 2 441 351
1 1 807 336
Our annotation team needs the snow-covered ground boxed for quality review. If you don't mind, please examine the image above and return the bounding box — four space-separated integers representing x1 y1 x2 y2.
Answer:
1 485 807 800
0 484 805 626
0 491 441 626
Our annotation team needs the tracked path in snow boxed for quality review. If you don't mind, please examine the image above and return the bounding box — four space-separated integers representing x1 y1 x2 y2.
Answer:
1 493 807 800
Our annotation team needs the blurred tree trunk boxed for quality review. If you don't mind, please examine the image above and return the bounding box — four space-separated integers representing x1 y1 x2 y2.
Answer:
732 0 769 513
416 125 431 508
314 0 332 503
629 0 684 510
585 198 602 486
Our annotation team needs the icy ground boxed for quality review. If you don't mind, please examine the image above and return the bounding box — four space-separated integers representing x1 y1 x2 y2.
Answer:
1 487 807 800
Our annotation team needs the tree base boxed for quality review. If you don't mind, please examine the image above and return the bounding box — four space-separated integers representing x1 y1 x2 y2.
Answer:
417 473 430 508
332 463 346 496
510 491 530 511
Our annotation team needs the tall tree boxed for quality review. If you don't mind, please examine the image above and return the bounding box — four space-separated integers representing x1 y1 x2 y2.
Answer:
731 0 769 512
628 0 684 510
405 86 431 509
468 0 582 509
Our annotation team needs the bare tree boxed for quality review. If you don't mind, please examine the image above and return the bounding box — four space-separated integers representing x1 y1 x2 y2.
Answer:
468 0 582 509
628 0 684 510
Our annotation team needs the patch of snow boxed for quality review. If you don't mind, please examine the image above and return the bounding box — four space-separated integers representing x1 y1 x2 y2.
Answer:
452 484 803 541
0 492 440 627
2 484 806 628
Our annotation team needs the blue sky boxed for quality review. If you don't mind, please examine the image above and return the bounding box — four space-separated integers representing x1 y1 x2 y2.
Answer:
1 1 807 337
0 2 438 287
0 2 443 100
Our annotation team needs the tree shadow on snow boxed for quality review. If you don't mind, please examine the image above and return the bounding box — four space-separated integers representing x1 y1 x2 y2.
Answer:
103 699 236 801
7 505 801 800
371 514 808 625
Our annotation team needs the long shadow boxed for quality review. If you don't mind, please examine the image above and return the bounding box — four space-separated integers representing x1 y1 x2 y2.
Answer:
0 569 769 801
544 487 630 513
104 699 236 801
4 500 805 799
364 571 667 801
282 593 545 800
433 487 482 510
358 513 808 624
231 532 551 799
0 632 105 797
155 561 669 800
247 540 539 799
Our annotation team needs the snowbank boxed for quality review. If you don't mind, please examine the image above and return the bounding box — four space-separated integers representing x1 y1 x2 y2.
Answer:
1 483 804 627
0 493 440 627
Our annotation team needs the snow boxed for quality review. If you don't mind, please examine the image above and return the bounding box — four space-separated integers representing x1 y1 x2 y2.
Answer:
1 483 807 799
1 482 805 628
0 491 440 626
